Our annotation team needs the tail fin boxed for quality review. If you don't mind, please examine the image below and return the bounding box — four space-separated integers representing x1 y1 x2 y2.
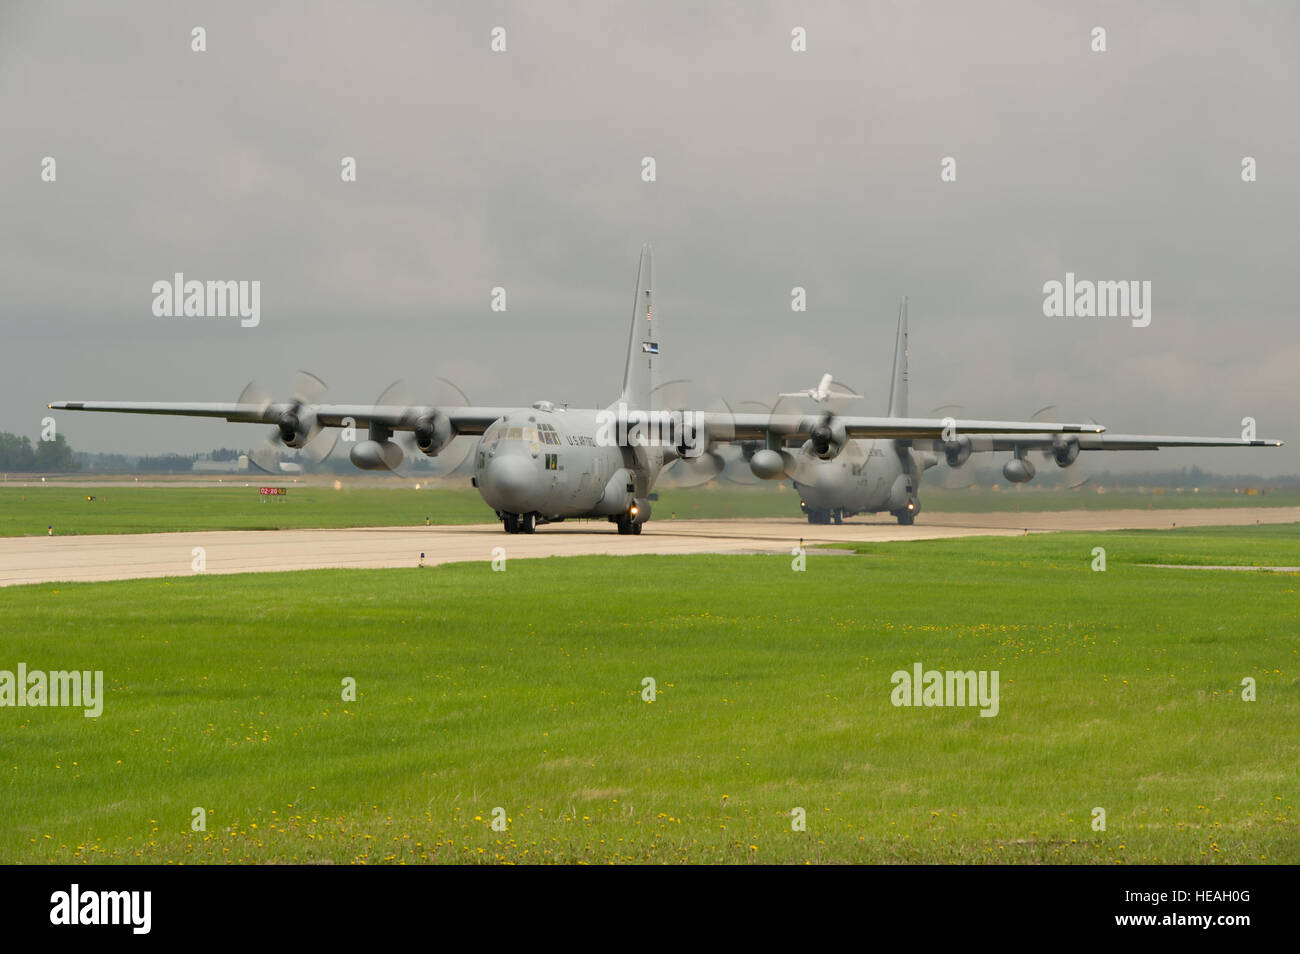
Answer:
887 296 908 418
618 243 657 411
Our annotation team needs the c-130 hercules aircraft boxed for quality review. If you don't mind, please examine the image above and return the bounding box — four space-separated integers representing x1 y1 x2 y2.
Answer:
50 246 1110 534
750 300 1283 525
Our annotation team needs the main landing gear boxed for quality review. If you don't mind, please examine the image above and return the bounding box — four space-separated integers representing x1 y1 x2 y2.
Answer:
805 508 844 525
615 514 643 535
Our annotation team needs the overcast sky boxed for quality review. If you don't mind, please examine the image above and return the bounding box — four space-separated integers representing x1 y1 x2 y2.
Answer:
2 1 1296 474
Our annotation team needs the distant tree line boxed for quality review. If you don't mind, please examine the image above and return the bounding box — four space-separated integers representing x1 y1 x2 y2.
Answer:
75 451 132 473
3 429 1296 486
0 431 255 474
133 454 200 473
0 432 79 472
1086 466 1299 489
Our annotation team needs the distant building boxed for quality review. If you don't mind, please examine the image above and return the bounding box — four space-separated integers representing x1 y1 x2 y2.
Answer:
192 454 250 474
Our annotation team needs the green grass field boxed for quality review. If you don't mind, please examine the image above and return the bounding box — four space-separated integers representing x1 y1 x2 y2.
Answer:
2 524 1296 864
833 523 1300 567
1 483 1296 537
0 485 492 536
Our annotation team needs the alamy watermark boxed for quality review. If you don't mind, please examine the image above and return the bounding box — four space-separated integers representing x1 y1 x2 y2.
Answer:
0 663 104 717
151 273 260 327
1043 272 1151 328
595 402 705 457
890 662 999 717
50 884 150 934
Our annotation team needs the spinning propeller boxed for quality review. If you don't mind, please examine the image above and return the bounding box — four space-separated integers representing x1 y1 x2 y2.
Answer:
766 376 862 484
366 377 476 478
654 379 739 488
239 371 339 474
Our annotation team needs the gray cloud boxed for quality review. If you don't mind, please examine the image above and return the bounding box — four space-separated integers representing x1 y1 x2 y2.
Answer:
2 1 1296 473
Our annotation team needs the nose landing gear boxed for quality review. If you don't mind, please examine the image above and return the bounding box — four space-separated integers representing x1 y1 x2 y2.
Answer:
501 512 537 534
891 498 919 526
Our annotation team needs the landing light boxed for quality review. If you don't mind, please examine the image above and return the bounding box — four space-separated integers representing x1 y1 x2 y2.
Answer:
907 502 915 510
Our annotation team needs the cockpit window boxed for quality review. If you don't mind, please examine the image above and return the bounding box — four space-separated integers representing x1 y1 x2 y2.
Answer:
488 423 549 443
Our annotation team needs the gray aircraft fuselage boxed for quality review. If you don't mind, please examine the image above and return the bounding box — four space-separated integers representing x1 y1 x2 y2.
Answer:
790 438 920 524
473 405 665 528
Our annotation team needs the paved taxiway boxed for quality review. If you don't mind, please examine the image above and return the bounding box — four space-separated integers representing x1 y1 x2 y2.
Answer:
0 507 1295 586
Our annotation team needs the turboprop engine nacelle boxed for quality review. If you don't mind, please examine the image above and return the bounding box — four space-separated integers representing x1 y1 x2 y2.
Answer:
944 436 972 468
413 411 453 456
808 418 847 460
1050 436 1080 468
276 409 316 448
1003 457 1036 483
350 439 404 471
749 448 786 480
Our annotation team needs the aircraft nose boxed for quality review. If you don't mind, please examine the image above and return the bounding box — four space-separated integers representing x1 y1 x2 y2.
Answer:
484 454 536 511
810 462 838 491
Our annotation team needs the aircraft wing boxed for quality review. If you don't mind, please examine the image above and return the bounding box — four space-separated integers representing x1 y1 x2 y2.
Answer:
46 401 516 435
912 432 1283 452
1070 433 1283 450
712 412 1106 442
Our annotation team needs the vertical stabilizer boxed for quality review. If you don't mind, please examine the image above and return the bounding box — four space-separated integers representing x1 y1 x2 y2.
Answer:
618 244 657 411
887 296 908 418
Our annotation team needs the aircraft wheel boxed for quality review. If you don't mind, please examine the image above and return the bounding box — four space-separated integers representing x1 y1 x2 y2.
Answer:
832 511 843 525
520 512 536 534
631 521 642 535
502 513 519 533
616 517 632 535
895 511 915 526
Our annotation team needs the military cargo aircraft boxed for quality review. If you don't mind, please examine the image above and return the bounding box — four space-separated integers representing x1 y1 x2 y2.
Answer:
748 300 1283 525
49 247 1110 533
